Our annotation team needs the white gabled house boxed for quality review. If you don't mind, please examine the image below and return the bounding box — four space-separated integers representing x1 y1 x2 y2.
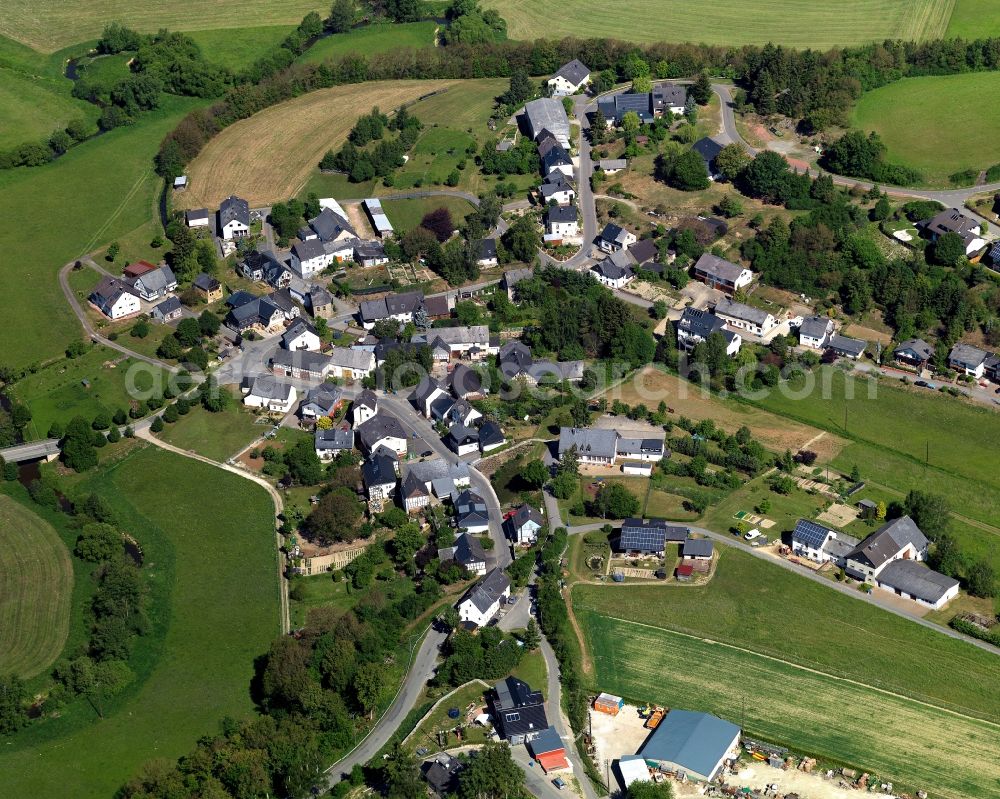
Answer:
676 307 741 357
713 297 777 337
547 59 590 96
242 375 297 413
507 504 544 545
91 277 141 320
352 390 378 428
327 347 375 380
290 239 336 278
598 223 637 254
545 206 579 242
457 568 511 627
219 196 250 240
591 258 634 289
797 315 835 350
281 319 322 352
791 519 857 567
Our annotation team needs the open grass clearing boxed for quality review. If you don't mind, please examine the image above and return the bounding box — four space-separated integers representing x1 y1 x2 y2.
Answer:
0 68 95 149
603 367 846 462
299 22 437 65
288 572 362 629
0 1 324 53
10 344 167 440
0 445 281 799
851 72 1000 186
946 0 1000 39
158 398 266 462
0 94 202 369
380 195 477 234
187 25 296 71
179 80 462 208
486 0 951 48
573 547 1000 719
0 495 73 679
577 612 1000 799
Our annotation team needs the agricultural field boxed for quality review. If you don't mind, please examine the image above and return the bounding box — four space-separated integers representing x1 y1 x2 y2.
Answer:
381 196 477 234
9 345 166 440
0 1 323 52
578 613 1000 799
178 79 461 208
0 495 73 679
850 72 1000 185
485 0 952 48
0 94 203 369
0 446 281 799
945 0 1000 38
298 22 437 64
573 548 1000 718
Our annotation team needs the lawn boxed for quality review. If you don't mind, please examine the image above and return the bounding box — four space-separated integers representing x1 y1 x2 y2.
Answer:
178 79 460 208
485 0 951 48
573 548 1000 720
0 68 95 149
10 344 167 440
288 572 363 628
188 25 296 71
946 0 1000 38
850 72 1000 185
0 445 281 799
0 1 324 52
158 400 266 462
407 681 491 753
381 196 477 234
0 94 203 369
298 22 437 65
394 127 478 189
0 495 73 679
577 613 1000 799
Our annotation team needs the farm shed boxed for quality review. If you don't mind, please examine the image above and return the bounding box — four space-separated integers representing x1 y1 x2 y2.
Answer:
529 726 570 772
594 693 624 715
616 755 652 789
640 709 741 782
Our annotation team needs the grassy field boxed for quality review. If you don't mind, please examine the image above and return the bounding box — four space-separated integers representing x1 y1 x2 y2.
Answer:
578 613 1000 799
485 0 952 48
0 495 73 679
10 345 165 440
288 573 362 628
946 0 1000 38
179 80 460 208
851 72 1000 185
381 196 477 233
299 22 437 65
158 400 266 462
0 95 202 369
188 25 295 71
1 2 324 52
0 445 280 799
574 548 1000 718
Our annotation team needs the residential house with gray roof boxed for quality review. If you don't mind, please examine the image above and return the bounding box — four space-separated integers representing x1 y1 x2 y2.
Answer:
713 297 776 337
844 516 929 582
692 253 754 293
548 59 590 96
219 195 250 240
893 338 934 368
676 308 741 356
457 568 511 627
314 427 354 461
948 342 990 378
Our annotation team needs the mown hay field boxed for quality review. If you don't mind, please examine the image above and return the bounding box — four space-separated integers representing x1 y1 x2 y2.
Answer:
0 495 73 679
486 0 954 49
578 613 1000 799
1 2 324 53
179 79 462 209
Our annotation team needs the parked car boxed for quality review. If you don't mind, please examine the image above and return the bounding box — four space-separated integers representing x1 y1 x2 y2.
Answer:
744 528 762 541
552 778 567 790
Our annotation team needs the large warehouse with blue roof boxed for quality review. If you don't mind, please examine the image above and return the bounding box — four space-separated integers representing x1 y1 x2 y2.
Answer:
639 709 741 782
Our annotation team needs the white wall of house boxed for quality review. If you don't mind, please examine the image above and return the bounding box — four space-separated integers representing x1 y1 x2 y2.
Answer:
516 520 541 545
547 75 588 96
243 389 297 414
458 591 508 626
105 294 141 319
950 359 985 379
717 312 776 337
367 435 407 458
594 272 633 290
222 220 249 240
548 220 579 238
368 482 395 501
284 330 322 352
874 578 959 610
353 405 377 428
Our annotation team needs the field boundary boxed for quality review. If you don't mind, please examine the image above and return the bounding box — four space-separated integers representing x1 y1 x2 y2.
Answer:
595 614 1000 728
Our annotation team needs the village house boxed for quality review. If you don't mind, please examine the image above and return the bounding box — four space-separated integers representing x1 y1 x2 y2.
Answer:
362 452 398 502
489 676 548 745
412 325 496 360
598 223 637 253
478 421 506 453
239 249 293 288
618 518 688 554
713 297 777 337
797 315 835 350
403 458 471 499
827 334 867 360
917 208 988 259
692 137 724 178
423 754 464 798
241 375 297 413
184 208 210 229
290 238 336 278
192 273 222 303
434 397 482 429
545 205 579 242
498 340 585 386
91 276 141 320
893 338 934 369
448 363 484 399
271 349 331 381
400 471 431 513
356 413 408 457
597 84 687 127
682 537 714 561
150 296 183 323
300 205 357 245
453 488 491 534
507 503 544 545
873 559 960 610
844 516 929 583
439 532 487 576
127 264 177 302
547 59 590 96
444 424 480 456
558 426 666 467
314 427 354 461
306 287 334 319
412 377 449 418
281 318 322 352
502 267 534 301
676 307 741 356
598 158 627 174
540 141 574 178
691 253 754 293
540 173 575 205
457 568 511 627
219 195 250 241
948 342 989 378
355 239 389 268
475 238 499 268
351 390 379 428
358 291 425 328
592 258 635 289
226 294 285 333
529 727 570 773
300 382 344 421
326 347 375 380
791 519 858 567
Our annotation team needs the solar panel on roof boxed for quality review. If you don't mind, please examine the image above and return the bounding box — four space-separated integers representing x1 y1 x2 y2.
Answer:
793 520 832 549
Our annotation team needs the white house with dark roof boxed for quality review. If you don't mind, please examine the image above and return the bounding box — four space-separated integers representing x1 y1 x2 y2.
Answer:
558 427 619 466
791 519 858 566
478 420 506 452
302 206 357 244
314 427 354 461
692 253 753 293
281 319 321 352
453 488 490 534
541 144 574 178
893 338 934 369
219 196 250 240
844 516 929 583
548 59 590 96
300 382 344 421
290 238 335 278
440 532 488 576
457 568 511 627
827 334 867 360
545 205 579 241
874 559 959 610
127 265 177 302
91 277 141 320
242 375 297 412
475 238 499 267
358 291 425 328
917 208 988 258
363 452 398 501
598 223 637 253
185 208 210 229
592 259 635 289
151 296 183 323
948 343 989 378
445 424 480 457
797 315 835 350
507 503 544 545
598 158 627 174
400 470 431 513
676 308 741 356
270 350 332 381
357 413 407 457
540 173 575 205
412 377 449 418
713 297 776 337
327 347 375 380
352 389 378 428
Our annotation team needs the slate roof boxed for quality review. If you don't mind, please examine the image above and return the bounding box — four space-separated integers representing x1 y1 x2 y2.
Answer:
219 195 250 227
600 222 629 245
714 297 771 327
628 238 658 265
617 437 665 457
542 145 572 172
270 349 331 374
460 567 511 615
452 532 487 566
682 537 714 558
357 413 407 450
281 318 318 345
314 427 354 452
877 559 959 605
246 375 294 401
185 208 209 223
401 470 429 499
355 239 387 261
309 207 356 242
677 307 727 340
894 338 934 362
449 363 483 397
558 427 618 460
847 516 929 569
640 710 740 779
303 382 343 413
423 754 463 797
152 296 182 317
828 334 867 358
918 208 980 240
654 83 687 109
454 488 489 528
693 252 746 283
552 59 590 86
593 261 633 281
355 389 378 411
799 315 833 340
362 452 397 488
412 376 446 410
692 137 724 167
949 342 989 368
478 420 506 448
547 205 578 224
293 238 326 262
492 675 548 740
193 273 220 292
405 458 470 486
476 238 498 261
510 503 543 531
446 423 479 449
328 346 375 372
